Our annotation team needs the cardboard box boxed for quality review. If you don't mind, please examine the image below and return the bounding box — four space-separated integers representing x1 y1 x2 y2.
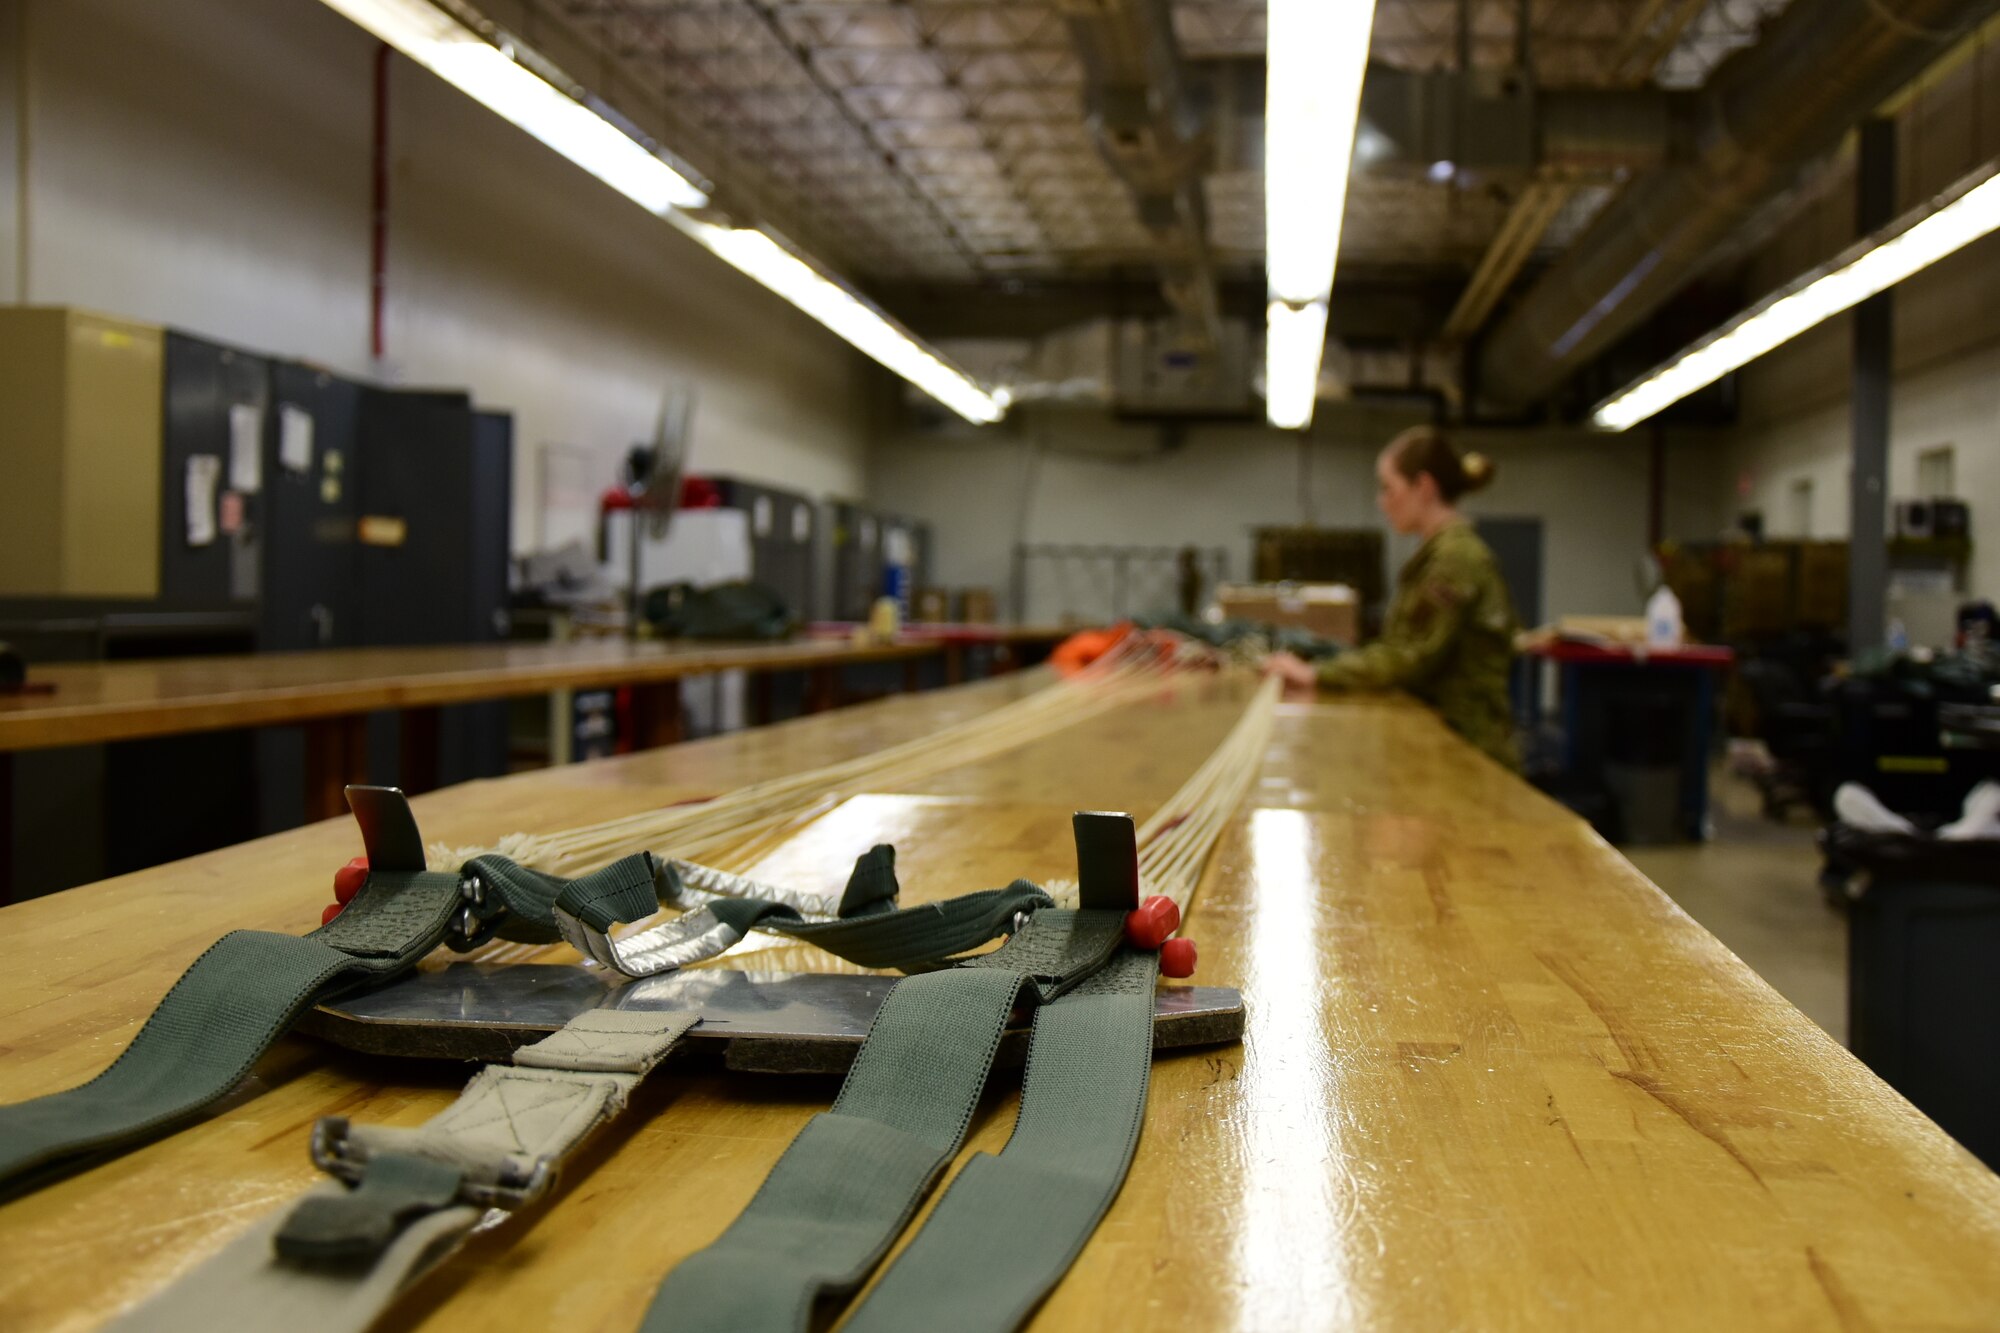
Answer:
912 587 950 623
957 588 998 624
1217 583 1359 646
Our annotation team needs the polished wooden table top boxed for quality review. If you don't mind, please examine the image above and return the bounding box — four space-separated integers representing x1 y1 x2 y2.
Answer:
1 671 1997 1330
0 638 939 750
805 621 1075 644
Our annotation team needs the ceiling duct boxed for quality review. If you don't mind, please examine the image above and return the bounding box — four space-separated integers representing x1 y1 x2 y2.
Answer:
1475 0 2000 411
929 316 1251 420
925 319 1456 424
1357 66 1692 178
1063 0 1224 348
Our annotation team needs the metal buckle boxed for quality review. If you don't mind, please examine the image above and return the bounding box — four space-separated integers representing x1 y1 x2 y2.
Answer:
446 871 506 953
309 1115 556 1211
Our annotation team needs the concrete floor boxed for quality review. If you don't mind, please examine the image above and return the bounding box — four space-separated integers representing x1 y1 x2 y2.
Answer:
1625 772 1849 1045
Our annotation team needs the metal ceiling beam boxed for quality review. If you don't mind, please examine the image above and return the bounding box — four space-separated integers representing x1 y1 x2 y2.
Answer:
1422 0 1695 349
1440 180 1570 340
1476 0 2000 411
869 269 1464 341
1064 0 1223 347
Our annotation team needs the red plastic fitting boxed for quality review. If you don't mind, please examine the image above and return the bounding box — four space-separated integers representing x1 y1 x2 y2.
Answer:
321 901 345 926
1124 895 1181 950
1159 937 1197 978
333 856 370 904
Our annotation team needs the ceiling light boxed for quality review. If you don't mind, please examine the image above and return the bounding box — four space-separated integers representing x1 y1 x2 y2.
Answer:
318 0 1006 423
1265 0 1379 306
681 221 1004 424
322 0 707 213
1265 301 1329 431
1265 0 1380 427
1593 159 2000 431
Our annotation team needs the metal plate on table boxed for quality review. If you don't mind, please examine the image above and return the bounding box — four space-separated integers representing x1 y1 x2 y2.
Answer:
302 964 1245 1074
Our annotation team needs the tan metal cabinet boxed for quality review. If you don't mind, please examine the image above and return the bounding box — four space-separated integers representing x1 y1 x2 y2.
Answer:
0 307 164 596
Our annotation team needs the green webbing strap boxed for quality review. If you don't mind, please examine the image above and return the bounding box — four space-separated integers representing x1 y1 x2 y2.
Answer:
550 853 665 935
462 854 587 944
0 869 463 1199
641 967 1031 1333
841 949 1161 1333
641 908 1126 1332
710 880 1056 970
836 844 900 916
957 907 1126 1000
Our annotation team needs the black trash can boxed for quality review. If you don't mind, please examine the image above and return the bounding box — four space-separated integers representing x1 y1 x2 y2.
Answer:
1826 825 2000 1167
1604 694 1685 844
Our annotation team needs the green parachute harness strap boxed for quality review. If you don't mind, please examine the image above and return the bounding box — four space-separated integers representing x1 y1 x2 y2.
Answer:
842 949 1162 1333
110 839 1105 1333
0 865 463 1200
643 813 1160 1333
706 880 1057 970
0 786 653 1201
560 843 1058 977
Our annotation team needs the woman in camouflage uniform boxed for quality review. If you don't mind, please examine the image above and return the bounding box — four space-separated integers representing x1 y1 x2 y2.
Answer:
1265 427 1520 770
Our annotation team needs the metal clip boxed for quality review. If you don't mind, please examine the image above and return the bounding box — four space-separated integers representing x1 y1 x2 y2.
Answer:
446 871 505 952
309 1115 557 1211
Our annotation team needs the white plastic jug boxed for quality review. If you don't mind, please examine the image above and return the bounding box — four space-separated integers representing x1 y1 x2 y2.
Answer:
1646 584 1684 650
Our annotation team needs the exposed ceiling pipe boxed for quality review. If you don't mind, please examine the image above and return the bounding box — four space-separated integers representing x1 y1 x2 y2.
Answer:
1475 0 2000 412
1358 67 1691 176
1064 0 1224 349
1431 0 1683 352
1441 180 1570 340
1609 0 1710 87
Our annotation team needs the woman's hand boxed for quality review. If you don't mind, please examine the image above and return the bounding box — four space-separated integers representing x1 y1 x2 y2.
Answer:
1261 650 1317 690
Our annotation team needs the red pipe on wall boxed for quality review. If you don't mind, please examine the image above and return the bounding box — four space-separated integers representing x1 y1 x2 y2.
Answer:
369 41 390 361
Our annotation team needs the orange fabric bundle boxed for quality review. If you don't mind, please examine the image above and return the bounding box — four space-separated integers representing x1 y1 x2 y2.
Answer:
1050 622 1133 674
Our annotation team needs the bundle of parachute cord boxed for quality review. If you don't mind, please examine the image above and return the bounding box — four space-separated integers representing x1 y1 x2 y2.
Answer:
407 624 1273 974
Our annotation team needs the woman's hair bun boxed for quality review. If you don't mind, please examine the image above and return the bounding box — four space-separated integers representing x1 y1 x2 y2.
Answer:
1460 451 1496 492
1386 427 1496 501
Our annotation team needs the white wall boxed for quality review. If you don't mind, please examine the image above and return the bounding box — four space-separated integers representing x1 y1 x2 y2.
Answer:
1721 233 2000 605
0 0 880 551
870 406 1728 625
1717 34 2000 606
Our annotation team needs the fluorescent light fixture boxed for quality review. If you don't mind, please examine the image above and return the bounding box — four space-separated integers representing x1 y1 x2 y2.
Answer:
680 221 1005 424
1265 0 1378 305
322 0 707 214
319 0 1006 423
1265 300 1329 431
1593 160 2000 431
1265 0 1379 427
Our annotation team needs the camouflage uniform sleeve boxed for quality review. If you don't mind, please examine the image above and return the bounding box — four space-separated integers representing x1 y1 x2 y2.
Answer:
1314 544 1481 691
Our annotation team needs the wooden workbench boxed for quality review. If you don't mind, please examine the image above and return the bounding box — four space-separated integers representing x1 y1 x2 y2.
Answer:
1 670 1996 1329
805 622 1074 684
0 638 941 750
0 638 940 826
